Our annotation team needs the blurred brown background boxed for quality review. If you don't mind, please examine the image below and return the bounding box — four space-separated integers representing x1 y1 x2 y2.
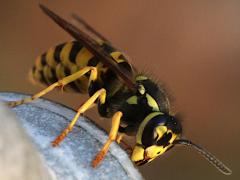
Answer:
0 0 239 179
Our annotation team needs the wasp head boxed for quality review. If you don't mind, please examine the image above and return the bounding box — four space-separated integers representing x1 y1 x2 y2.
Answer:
131 112 182 165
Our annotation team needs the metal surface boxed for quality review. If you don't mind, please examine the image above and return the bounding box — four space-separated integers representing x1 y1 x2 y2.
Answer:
0 92 143 180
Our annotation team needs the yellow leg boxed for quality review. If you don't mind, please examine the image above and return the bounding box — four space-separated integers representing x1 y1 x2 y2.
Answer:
92 111 122 168
116 133 133 155
116 133 124 144
7 66 98 107
52 88 106 146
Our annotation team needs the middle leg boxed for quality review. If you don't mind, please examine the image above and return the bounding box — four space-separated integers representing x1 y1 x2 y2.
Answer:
52 88 106 146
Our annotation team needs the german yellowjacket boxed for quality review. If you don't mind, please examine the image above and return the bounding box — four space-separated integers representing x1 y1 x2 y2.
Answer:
7 4 232 175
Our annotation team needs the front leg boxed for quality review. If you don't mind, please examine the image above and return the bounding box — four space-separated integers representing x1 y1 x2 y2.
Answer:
92 111 122 168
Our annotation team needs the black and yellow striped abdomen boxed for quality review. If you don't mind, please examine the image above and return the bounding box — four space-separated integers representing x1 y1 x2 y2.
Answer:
31 41 134 94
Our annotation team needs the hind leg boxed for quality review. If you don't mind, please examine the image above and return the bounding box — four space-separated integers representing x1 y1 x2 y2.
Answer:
7 66 97 107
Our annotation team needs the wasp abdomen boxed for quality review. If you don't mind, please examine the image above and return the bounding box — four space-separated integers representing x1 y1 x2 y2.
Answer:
30 41 133 94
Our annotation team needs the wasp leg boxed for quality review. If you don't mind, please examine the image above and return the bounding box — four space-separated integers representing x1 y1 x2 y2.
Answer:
7 66 98 107
92 111 122 168
116 133 132 153
116 133 124 144
52 88 106 146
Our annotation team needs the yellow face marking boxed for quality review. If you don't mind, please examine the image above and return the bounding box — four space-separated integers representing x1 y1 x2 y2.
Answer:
145 145 169 158
145 130 178 159
136 112 163 144
131 145 145 162
154 126 167 141
146 93 160 111
133 124 179 163
168 130 177 143
136 75 148 81
60 42 74 66
76 47 94 68
46 47 57 68
127 96 138 105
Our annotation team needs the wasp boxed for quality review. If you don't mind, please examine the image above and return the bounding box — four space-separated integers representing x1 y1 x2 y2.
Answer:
7 4 232 175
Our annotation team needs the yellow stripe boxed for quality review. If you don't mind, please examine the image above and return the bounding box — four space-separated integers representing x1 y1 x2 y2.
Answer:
95 62 108 85
46 47 57 68
110 51 121 60
56 64 65 80
55 64 74 92
110 51 125 63
76 47 94 68
127 96 138 104
146 93 160 111
136 75 148 81
60 42 74 66
31 69 41 83
35 56 43 70
136 112 163 144
70 65 88 93
43 66 53 85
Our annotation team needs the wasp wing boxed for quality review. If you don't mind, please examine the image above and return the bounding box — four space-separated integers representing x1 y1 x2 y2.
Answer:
71 13 138 74
39 4 136 91
71 13 109 42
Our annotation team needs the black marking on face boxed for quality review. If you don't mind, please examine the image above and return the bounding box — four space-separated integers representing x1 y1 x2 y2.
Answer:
141 114 182 147
156 132 172 147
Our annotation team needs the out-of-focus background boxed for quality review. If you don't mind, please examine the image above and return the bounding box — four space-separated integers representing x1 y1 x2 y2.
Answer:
0 0 239 179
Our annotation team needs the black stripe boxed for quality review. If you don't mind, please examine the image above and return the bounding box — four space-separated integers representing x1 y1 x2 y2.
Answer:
86 56 99 79
101 43 115 54
69 41 83 63
118 54 125 60
41 53 47 66
64 67 71 75
50 67 58 82
87 56 99 66
63 67 82 92
32 66 36 72
54 43 65 63
118 62 133 75
39 70 48 85
100 69 117 90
